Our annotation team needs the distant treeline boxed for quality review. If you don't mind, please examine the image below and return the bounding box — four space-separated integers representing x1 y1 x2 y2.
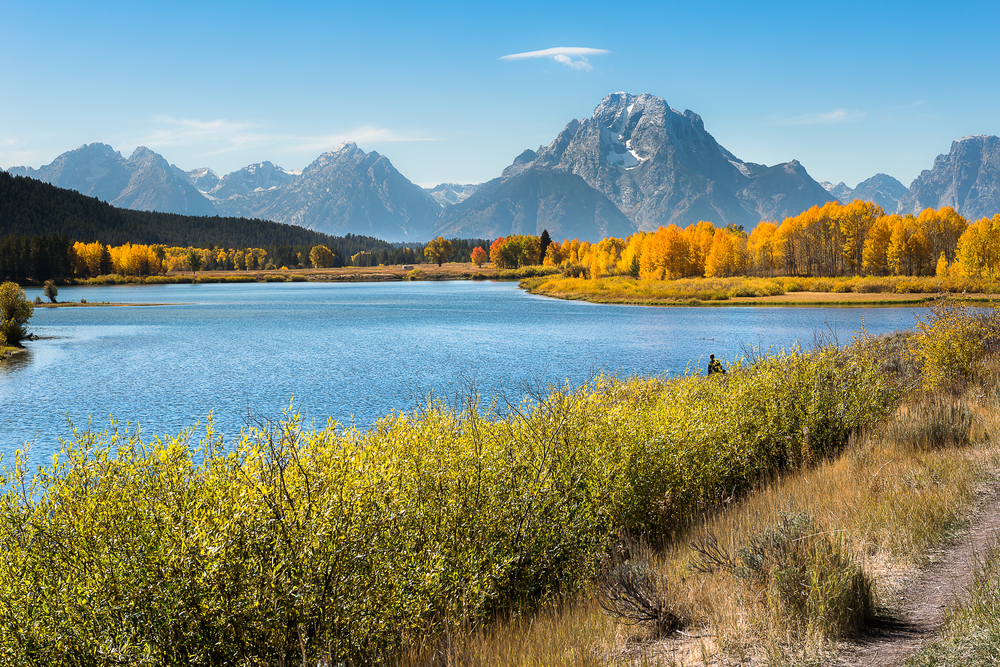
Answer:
0 171 491 282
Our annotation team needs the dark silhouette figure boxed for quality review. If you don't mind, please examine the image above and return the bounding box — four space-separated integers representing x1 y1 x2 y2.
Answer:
708 354 726 376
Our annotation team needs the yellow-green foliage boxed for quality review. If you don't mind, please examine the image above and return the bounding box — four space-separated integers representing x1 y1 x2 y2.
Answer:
0 281 33 346
522 275 785 302
523 274 1000 305
0 344 896 665
908 299 1000 388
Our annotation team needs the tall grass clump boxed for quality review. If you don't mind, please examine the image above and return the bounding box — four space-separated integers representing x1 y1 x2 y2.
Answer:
691 512 875 639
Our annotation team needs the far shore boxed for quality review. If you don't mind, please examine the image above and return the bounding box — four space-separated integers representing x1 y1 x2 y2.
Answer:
34 302 181 308
32 301 180 308
20 265 1000 308
519 274 1000 307
564 291 998 307
522 290 998 308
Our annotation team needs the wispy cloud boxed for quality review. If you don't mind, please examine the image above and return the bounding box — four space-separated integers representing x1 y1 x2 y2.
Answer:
139 117 259 150
773 108 868 126
0 137 43 169
500 46 610 71
134 117 436 157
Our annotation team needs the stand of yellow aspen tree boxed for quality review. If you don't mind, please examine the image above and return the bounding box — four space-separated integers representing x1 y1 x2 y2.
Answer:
538 201 1000 280
69 242 271 278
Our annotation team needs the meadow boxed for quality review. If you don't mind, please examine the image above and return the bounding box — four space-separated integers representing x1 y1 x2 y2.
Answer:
522 273 1000 305
1 299 998 665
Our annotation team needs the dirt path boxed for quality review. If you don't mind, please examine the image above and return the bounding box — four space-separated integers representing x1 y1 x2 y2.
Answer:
836 483 1000 667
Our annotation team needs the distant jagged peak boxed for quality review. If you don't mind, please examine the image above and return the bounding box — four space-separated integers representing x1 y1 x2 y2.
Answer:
821 180 854 203
325 141 363 156
425 182 481 207
232 160 297 177
188 166 219 180
72 142 123 158
308 141 379 169
957 134 995 143
128 145 158 159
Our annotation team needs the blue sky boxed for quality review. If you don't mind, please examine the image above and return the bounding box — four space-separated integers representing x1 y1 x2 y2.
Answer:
2 0 997 189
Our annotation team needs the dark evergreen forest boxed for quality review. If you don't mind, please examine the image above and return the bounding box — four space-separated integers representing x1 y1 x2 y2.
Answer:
0 172 491 282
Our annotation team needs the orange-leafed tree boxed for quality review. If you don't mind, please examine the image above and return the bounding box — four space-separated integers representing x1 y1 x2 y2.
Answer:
471 246 488 267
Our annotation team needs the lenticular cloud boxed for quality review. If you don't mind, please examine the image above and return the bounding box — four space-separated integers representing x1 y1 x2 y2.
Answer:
500 46 610 70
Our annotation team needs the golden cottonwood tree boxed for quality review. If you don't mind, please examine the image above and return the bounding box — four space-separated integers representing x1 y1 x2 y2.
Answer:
839 200 884 274
310 245 335 268
956 214 1000 278
862 216 893 276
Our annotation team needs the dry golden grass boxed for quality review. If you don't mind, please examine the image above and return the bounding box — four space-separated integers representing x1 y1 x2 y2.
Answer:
522 274 1000 307
168 262 501 282
407 355 1000 667
68 262 539 286
726 291 974 305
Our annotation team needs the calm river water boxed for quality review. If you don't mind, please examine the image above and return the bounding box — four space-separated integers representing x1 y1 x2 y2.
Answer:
3 281 923 468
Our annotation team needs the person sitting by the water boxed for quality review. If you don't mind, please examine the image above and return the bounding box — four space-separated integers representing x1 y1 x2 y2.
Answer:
708 354 726 376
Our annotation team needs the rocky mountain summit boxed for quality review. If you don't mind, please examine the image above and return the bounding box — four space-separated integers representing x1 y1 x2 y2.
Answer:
425 182 480 207
9 143 216 216
896 135 1000 220
209 143 441 241
199 161 300 201
440 92 836 237
821 181 855 202
822 174 907 213
851 174 908 212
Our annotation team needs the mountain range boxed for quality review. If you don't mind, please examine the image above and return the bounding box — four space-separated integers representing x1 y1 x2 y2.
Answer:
9 94 1000 241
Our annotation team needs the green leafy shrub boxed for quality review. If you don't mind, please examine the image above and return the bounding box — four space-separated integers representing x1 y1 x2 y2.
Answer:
908 299 1000 389
493 266 561 280
0 282 33 345
0 344 898 663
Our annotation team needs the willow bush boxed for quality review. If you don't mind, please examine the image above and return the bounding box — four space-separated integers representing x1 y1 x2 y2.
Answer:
908 298 1000 389
0 343 897 665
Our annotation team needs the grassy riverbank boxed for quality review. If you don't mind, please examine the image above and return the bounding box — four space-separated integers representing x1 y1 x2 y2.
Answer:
521 274 1000 306
32 263 561 287
1 300 998 665
33 302 177 308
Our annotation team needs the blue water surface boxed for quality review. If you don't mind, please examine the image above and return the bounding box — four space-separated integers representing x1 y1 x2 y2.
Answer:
2 281 923 467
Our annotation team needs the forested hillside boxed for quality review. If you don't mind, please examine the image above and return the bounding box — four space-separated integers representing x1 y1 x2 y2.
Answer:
0 172 490 282
0 170 345 248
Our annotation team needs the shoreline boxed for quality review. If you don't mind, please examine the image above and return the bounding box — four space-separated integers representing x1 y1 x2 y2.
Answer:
525 291 993 307
33 302 182 308
19 266 1000 308
20 263 555 287
520 275 1000 307
0 346 26 362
